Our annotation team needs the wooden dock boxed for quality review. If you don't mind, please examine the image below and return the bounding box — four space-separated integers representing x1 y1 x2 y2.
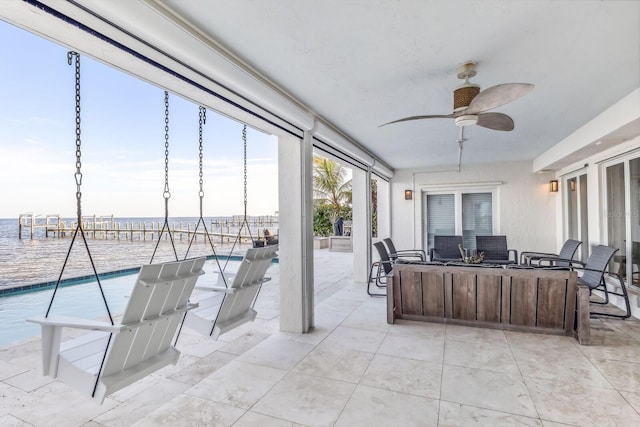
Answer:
17 213 278 243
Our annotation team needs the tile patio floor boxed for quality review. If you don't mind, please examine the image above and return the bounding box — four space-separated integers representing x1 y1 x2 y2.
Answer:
2 249 640 426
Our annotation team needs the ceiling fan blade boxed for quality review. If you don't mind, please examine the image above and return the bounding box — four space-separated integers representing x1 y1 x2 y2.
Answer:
476 112 514 131
379 114 454 127
465 83 534 115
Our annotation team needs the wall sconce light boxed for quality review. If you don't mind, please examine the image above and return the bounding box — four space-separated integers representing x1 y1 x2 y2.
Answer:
550 180 559 193
570 180 576 191
404 189 413 200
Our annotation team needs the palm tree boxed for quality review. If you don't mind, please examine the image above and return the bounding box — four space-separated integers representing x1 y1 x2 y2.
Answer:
313 156 352 224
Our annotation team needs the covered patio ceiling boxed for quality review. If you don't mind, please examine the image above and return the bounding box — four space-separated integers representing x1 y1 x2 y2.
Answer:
6 1 640 171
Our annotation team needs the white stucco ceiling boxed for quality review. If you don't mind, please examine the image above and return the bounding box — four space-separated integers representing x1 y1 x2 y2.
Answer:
5 0 638 172
153 0 639 170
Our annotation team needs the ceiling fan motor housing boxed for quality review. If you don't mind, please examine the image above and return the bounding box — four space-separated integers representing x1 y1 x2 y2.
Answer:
453 84 480 112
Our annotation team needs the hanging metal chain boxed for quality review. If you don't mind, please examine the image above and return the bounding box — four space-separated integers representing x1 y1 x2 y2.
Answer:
163 91 171 201
198 107 206 202
69 51 82 222
243 124 248 219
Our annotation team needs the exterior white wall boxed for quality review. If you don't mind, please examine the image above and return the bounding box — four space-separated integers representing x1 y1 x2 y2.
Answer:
391 160 558 257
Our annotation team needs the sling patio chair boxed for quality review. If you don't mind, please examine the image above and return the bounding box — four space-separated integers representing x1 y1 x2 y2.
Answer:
368 241 394 297
429 235 464 263
540 244 631 319
520 239 582 267
183 245 278 339
475 235 518 265
28 257 205 404
383 237 426 262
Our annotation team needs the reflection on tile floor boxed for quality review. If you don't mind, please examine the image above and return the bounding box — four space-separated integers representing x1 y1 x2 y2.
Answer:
2 249 640 426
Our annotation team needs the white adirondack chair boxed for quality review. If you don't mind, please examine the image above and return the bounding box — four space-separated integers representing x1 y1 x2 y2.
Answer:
28 257 206 404
184 245 277 339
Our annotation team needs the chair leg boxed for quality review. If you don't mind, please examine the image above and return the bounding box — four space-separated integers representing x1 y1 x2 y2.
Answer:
590 282 631 319
367 262 386 297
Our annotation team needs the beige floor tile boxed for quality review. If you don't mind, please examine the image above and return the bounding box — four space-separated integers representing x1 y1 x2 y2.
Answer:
360 353 441 399
438 401 543 426
525 376 640 426
334 384 439 427
174 332 227 358
444 339 519 374
236 336 315 371
11 381 118 426
619 390 640 413
320 326 386 354
93 378 191 427
218 331 270 355
167 350 237 386
232 411 306 427
445 324 508 343
0 360 29 381
512 349 612 388
0 382 39 418
386 319 445 337
2 367 55 392
339 303 390 333
293 343 373 383
131 394 245 427
251 372 355 426
185 360 287 409
377 332 444 363
540 421 578 427
441 364 537 417
505 331 581 355
0 414 33 427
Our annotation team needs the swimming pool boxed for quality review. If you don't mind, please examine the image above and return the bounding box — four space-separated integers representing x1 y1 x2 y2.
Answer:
0 259 243 347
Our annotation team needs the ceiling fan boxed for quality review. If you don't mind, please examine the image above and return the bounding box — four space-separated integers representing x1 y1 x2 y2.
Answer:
380 61 533 131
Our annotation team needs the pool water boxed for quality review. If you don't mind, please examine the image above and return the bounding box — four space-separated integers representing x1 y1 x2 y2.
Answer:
0 259 239 347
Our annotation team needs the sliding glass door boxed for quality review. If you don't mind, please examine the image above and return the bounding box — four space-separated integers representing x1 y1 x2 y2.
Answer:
424 190 494 254
603 154 640 287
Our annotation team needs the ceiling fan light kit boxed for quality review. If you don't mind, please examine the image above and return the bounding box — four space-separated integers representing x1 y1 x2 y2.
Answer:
455 114 478 127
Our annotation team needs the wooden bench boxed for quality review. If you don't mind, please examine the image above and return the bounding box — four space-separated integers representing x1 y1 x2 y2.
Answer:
387 263 590 344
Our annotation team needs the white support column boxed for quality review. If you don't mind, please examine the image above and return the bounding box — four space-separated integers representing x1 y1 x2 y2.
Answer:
352 167 371 283
376 178 391 240
278 132 314 333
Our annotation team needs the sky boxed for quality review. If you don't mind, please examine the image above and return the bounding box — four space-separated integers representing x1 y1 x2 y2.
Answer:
0 20 279 219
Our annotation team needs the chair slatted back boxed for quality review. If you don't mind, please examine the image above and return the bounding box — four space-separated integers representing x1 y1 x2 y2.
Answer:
383 238 398 257
433 235 463 259
580 245 618 290
217 246 278 322
101 257 205 377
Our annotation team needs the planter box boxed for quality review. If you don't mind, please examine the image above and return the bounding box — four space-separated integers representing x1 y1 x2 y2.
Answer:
387 263 590 344
329 236 352 252
313 237 329 249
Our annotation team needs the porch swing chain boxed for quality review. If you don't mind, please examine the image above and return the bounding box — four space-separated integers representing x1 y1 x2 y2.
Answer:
243 125 248 219
70 51 83 222
198 107 206 216
163 91 171 213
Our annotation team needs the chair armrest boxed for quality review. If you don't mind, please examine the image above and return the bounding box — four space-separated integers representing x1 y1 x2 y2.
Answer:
27 315 125 333
538 257 585 268
520 251 557 264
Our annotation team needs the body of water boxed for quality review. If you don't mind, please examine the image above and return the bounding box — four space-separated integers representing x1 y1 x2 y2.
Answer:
0 216 277 290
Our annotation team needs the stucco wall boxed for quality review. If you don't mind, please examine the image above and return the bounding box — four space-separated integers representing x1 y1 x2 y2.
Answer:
390 160 558 258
